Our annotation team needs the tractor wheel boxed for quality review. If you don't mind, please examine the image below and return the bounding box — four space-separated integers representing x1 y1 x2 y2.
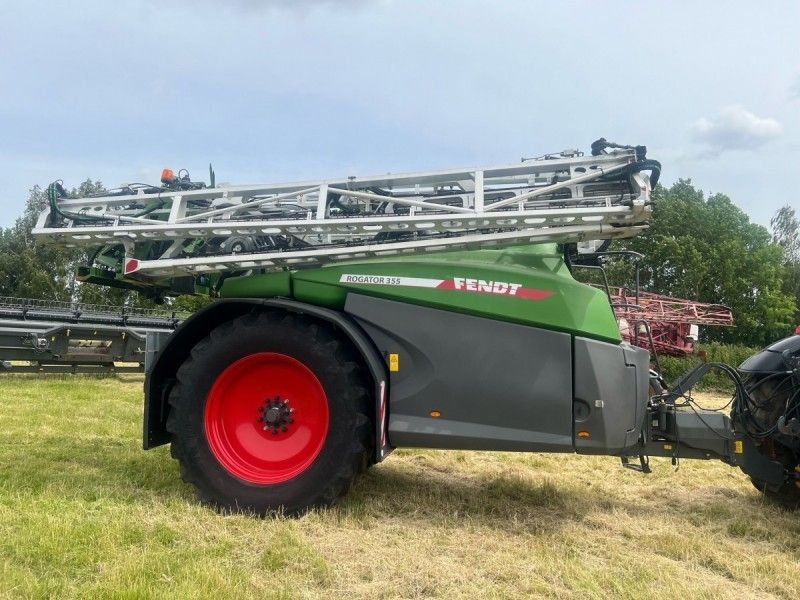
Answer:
750 472 800 509
166 310 373 516
742 373 800 509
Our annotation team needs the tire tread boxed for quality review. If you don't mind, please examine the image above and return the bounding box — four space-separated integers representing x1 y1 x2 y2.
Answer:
166 310 373 515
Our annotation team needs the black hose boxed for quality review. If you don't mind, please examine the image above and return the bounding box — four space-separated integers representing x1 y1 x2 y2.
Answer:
47 181 111 224
589 139 661 189
631 159 661 189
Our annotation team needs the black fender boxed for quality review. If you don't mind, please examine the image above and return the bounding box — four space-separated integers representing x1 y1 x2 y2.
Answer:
738 334 800 373
144 298 390 462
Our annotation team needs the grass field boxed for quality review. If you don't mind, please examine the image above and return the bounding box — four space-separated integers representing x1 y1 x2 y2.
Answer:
1 377 799 599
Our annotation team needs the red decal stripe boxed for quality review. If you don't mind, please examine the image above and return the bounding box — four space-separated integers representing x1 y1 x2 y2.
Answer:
515 288 555 300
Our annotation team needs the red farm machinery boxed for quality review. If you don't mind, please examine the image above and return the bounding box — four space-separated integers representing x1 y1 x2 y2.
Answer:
604 286 734 357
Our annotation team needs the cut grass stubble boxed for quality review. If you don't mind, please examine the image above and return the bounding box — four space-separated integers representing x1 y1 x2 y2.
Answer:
0 377 798 599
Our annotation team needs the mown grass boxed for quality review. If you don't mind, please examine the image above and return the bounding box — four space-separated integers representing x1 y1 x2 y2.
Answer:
1 377 799 599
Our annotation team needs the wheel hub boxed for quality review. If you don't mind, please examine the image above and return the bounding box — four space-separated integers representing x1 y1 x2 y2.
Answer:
204 352 329 484
259 396 295 434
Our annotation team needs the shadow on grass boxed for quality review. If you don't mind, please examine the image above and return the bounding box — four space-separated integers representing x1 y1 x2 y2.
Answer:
339 465 599 530
340 459 794 530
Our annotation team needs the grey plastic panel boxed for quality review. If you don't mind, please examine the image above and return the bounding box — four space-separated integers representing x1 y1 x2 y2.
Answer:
573 338 650 454
345 294 574 452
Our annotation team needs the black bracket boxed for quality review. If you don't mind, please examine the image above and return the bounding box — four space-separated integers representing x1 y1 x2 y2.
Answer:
621 454 652 474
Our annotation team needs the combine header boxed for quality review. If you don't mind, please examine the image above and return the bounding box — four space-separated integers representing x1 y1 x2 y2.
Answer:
30 140 800 515
0 296 179 373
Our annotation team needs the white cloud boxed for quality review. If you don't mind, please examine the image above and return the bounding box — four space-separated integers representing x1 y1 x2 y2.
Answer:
691 105 782 156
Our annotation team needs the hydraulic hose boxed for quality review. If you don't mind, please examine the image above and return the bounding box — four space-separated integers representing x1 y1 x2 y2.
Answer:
47 181 166 224
631 159 661 189
47 181 110 224
589 138 661 189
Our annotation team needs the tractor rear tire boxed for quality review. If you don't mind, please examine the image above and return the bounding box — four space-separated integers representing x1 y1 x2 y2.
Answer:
750 475 800 509
166 310 373 516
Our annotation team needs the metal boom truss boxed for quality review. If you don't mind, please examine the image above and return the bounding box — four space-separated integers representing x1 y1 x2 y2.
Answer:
32 142 659 289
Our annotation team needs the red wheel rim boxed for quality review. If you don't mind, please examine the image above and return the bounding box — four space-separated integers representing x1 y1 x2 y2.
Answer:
204 352 330 484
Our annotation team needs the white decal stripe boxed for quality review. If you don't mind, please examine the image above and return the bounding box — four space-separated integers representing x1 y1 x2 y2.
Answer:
339 274 444 288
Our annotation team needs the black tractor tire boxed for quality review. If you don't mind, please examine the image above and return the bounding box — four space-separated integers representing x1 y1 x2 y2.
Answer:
741 372 799 509
750 476 800 509
166 310 373 516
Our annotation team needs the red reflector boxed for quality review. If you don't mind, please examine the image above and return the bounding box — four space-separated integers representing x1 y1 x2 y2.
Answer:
124 258 139 274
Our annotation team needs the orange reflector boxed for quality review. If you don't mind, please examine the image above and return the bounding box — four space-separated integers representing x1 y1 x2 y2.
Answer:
161 168 175 183
430 410 441 418
577 431 591 439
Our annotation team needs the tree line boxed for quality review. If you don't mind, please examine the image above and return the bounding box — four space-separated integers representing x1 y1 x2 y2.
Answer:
0 178 797 346
612 180 798 347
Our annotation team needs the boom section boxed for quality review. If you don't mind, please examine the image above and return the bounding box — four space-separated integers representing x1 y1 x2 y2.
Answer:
33 148 656 280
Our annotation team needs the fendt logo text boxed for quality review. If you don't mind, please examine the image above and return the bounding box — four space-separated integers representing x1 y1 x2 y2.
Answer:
450 277 522 295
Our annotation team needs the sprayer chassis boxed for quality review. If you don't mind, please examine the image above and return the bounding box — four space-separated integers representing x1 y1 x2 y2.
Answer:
141 248 794 514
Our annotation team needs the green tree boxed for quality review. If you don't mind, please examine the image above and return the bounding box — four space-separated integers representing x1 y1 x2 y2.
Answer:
0 185 75 299
612 180 796 346
771 204 800 326
771 204 799 261
0 180 160 309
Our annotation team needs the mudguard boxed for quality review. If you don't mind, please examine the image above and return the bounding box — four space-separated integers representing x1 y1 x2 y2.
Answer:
143 298 389 462
738 334 800 373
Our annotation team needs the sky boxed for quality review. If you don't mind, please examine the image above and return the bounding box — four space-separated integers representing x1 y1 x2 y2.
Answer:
1 0 798 228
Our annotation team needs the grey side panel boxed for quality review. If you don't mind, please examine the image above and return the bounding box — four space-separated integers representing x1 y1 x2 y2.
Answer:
344 294 574 452
573 339 649 455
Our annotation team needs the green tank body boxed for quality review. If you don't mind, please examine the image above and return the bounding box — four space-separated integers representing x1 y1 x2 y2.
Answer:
219 244 621 344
